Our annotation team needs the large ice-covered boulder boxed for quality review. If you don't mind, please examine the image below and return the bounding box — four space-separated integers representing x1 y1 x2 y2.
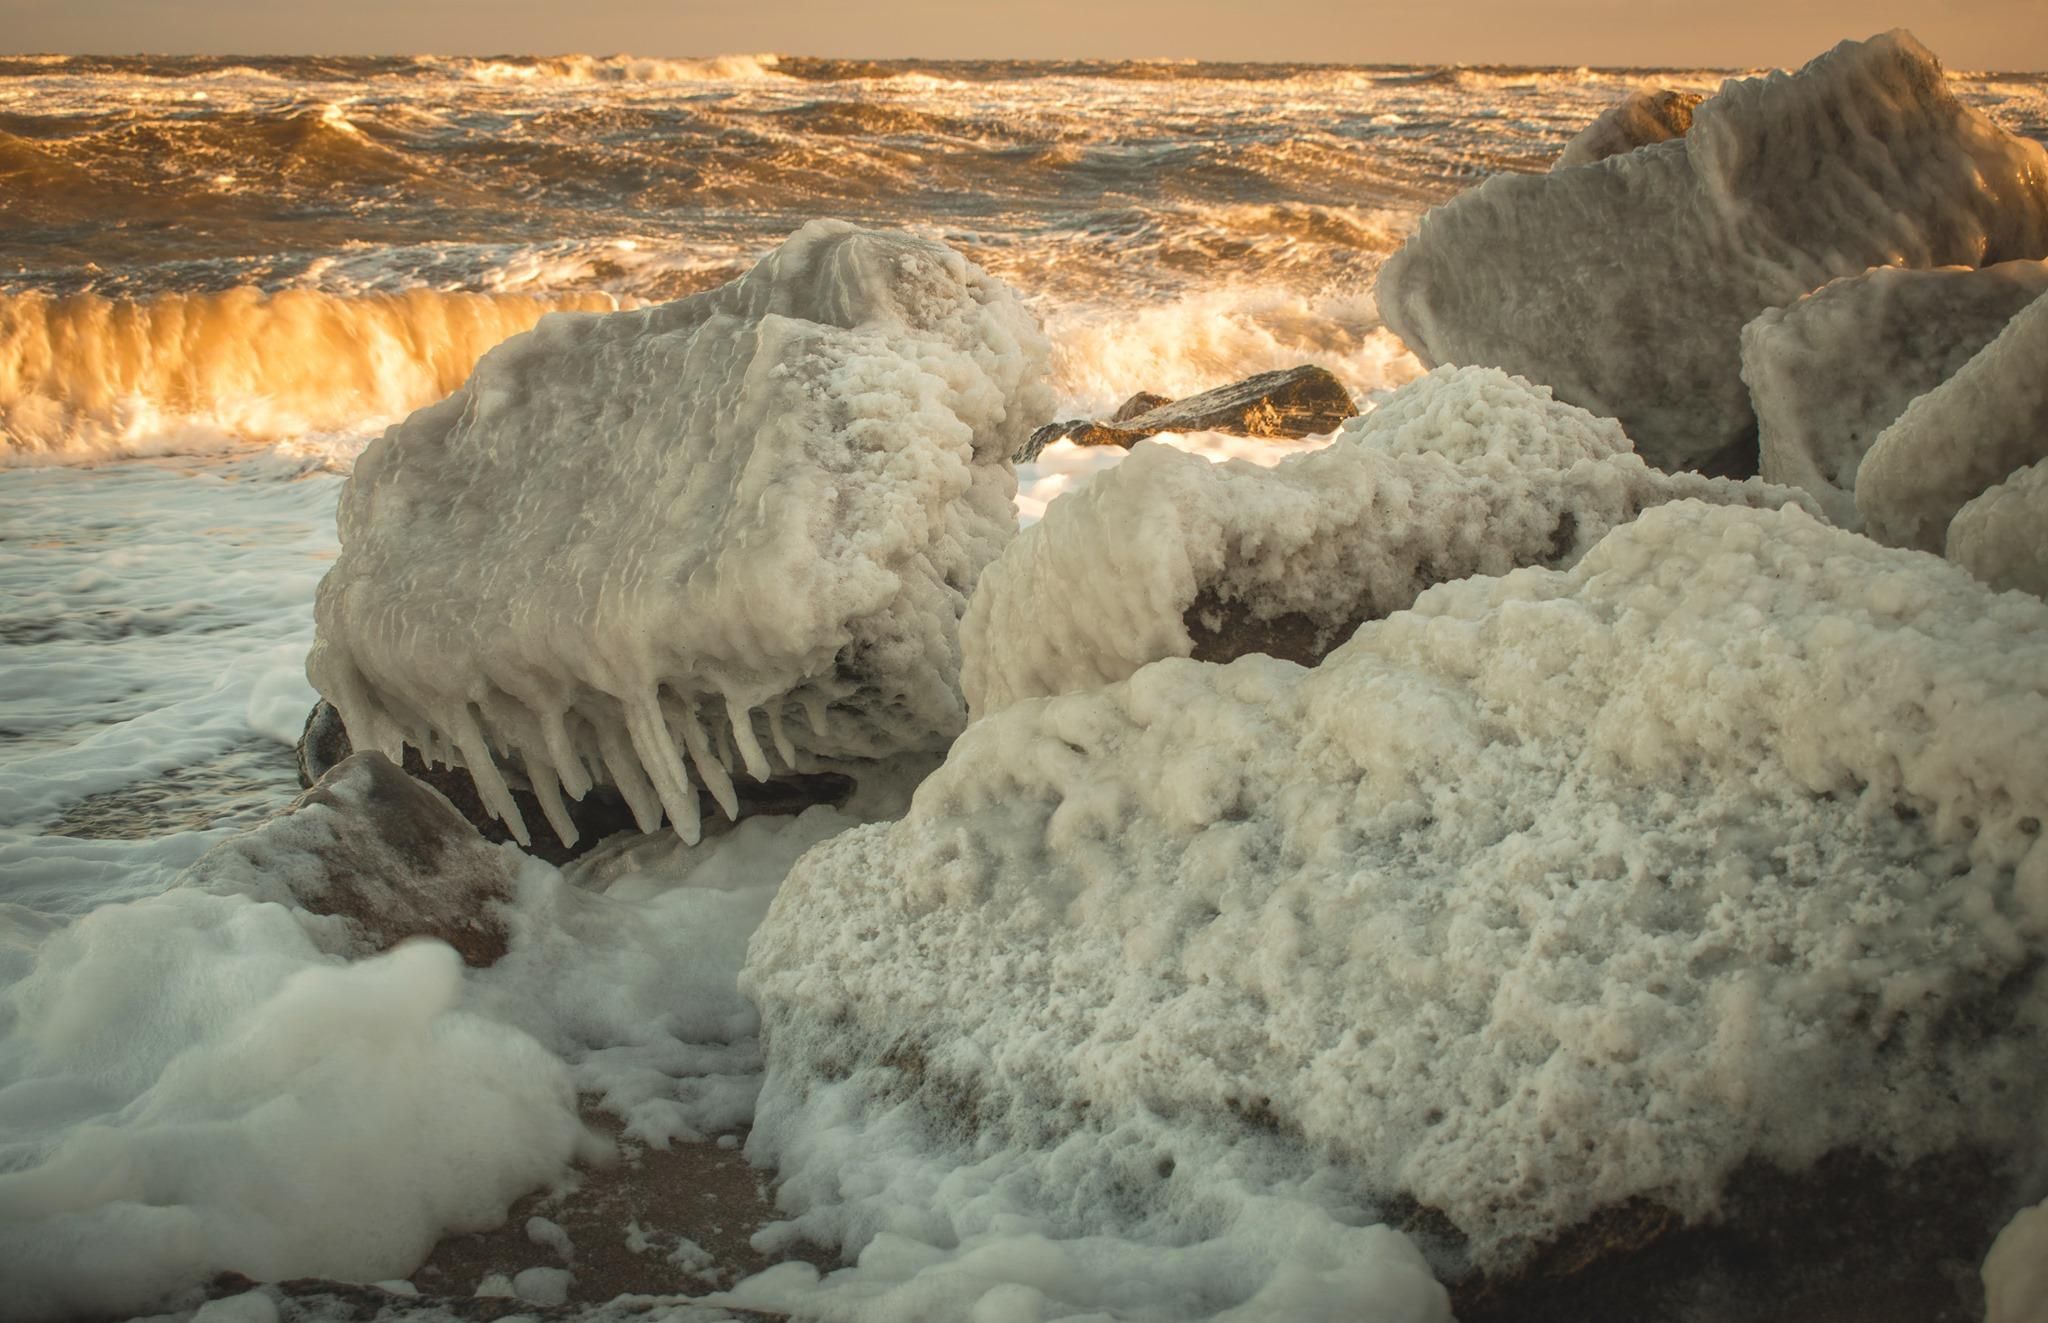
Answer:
962 367 1808 717
1741 261 2048 529
309 222 1053 847
1552 88 1701 170
1376 32 2048 474
1948 458 2048 597
748 501 2048 1290
1858 288 2048 551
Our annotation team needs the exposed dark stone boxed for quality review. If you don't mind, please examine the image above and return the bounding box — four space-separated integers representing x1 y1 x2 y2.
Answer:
1015 365 1356 461
1109 390 1174 422
295 698 352 788
1183 592 1373 668
1447 1148 2018 1323
199 751 517 968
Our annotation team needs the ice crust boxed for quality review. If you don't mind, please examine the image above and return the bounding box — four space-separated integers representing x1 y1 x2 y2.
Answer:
1376 31 2048 473
962 366 1808 716
1741 261 2048 529
1985 1199 2048 1323
1858 288 2048 552
1949 459 2048 598
308 220 1052 849
749 501 2048 1272
1552 88 1700 170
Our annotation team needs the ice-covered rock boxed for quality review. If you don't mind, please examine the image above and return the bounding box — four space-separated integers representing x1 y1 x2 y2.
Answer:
1376 32 2048 474
1553 88 1701 169
1985 1199 2048 1323
192 750 519 967
1741 261 2048 528
749 501 2048 1281
963 367 1809 716
309 221 1053 848
1021 365 1357 460
1948 458 2048 597
1858 289 2048 551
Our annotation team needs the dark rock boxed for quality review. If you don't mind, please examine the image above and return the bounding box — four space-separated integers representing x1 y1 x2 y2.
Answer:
1109 390 1174 422
1014 366 1356 461
196 751 516 968
1183 591 1375 668
1448 1148 2017 1323
295 698 352 788
293 700 857 868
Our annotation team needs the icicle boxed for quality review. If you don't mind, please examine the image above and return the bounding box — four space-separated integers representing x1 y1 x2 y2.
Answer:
627 689 701 845
678 701 739 821
448 703 530 847
524 750 580 848
767 705 797 768
725 695 772 782
540 706 593 801
596 722 664 835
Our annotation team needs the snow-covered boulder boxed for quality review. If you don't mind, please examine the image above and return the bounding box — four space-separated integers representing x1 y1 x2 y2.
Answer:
308 221 1054 848
1948 458 2048 597
1741 261 2048 529
1858 289 2048 551
962 367 1808 717
192 751 520 966
1552 88 1701 169
1376 31 2048 474
748 502 2048 1284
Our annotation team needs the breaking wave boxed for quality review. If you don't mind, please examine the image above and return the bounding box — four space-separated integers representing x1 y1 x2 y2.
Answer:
0 287 620 462
434 53 785 84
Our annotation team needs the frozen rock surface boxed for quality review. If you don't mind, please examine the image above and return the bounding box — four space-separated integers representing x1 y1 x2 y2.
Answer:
1985 1199 2048 1323
1377 31 2048 473
964 367 1808 716
750 501 2048 1280
1858 289 2048 551
1948 458 2048 598
309 220 1053 849
1742 261 2048 528
193 750 517 967
1021 364 1356 460
1553 88 1701 169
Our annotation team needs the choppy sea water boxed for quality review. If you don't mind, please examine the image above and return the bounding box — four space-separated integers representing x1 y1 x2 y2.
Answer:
2 52 2047 1314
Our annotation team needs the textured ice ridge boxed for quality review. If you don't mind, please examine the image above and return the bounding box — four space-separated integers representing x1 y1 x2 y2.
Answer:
1376 31 2048 474
750 501 2048 1271
309 221 1053 846
1741 261 2048 530
963 366 1809 717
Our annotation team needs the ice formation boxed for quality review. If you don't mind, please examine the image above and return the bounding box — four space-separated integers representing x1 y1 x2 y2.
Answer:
1375 31 2048 473
1985 1199 2048 1323
962 366 1808 716
1858 288 2048 551
309 221 1053 848
1552 88 1701 169
750 501 2048 1275
0 892 592 1322
1948 458 2048 598
1741 261 2048 529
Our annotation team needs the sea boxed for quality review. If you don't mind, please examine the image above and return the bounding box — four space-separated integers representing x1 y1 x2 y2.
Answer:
1 50 2046 1316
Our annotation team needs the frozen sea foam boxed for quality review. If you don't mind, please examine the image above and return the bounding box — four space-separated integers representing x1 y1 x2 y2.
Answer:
750 501 2048 1278
963 366 1808 716
309 221 1054 849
